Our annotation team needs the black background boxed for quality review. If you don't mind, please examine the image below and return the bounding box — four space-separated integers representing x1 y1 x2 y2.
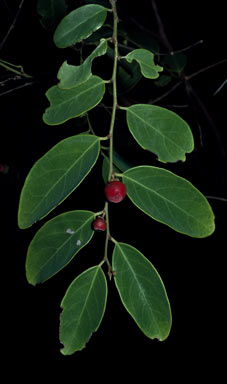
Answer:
0 0 226 378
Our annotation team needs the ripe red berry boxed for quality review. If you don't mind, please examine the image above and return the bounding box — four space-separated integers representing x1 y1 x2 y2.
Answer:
92 217 107 232
104 180 127 203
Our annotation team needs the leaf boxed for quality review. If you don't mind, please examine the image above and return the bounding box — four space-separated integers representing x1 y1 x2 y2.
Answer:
113 242 171 341
102 150 132 183
122 166 215 238
26 211 95 285
124 49 163 79
57 39 108 89
37 0 67 30
126 104 194 163
102 155 120 184
53 4 107 48
154 74 172 88
118 23 159 53
117 60 142 95
18 134 100 229
162 53 187 74
43 75 105 125
60 265 107 355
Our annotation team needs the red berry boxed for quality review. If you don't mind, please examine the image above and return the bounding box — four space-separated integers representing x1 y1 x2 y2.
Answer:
92 217 107 232
104 180 127 203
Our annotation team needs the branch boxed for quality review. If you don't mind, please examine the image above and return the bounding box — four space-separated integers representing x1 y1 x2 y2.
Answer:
0 0 25 51
150 0 173 52
148 81 182 104
185 80 226 158
0 81 35 97
185 58 227 81
158 40 204 56
0 59 33 78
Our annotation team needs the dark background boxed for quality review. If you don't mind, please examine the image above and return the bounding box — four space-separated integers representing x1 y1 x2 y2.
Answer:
0 0 226 378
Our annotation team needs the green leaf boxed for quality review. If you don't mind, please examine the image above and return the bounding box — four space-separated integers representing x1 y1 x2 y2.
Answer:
18 135 100 229
154 74 172 88
118 23 159 53
117 60 142 95
37 0 67 30
102 151 132 183
102 155 120 184
26 210 95 285
126 104 194 163
53 4 107 48
113 242 171 341
57 39 108 89
124 49 163 79
123 166 215 238
162 53 187 74
60 265 107 355
43 75 105 125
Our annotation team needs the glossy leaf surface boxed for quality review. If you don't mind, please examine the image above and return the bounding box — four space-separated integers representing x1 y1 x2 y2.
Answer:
124 49 163 79
26 211 95 285
18 135 100 229
43 75 105 125
123 166 215 238
57 39 108 88
126 104 194 163
60 265 107 355
54 4 107 48
113 242 171 341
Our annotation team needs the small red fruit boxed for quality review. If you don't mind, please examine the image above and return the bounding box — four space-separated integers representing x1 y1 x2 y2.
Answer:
92 217 107 232
104 180 127 203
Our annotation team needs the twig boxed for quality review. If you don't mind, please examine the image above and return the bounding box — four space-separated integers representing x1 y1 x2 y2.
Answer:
149 81 182 104
213 78 227 96
185 58 227 81
0 59 33 78
0 0 25 51
206 196 227 202
158 40 204 56
0 81 35 97
150 0 173 52
185 80 225 157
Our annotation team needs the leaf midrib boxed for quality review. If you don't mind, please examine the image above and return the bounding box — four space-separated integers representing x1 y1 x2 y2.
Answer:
62 266 101 351
50 77 104 110
28 137 98 218
124 172 210 230
128 107 187 153
58 7 105 43
116 244 161 336
31 214 93 282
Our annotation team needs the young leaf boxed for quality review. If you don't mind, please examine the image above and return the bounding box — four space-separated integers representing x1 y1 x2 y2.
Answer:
60 265 107 355
126 104 194 163
113 242 172 341
53 4 107 48
124 49 163 79
26 211 95 285
43 75 105 125
123 166 215 238
57 39 108 89
18 135 100 229
37 0 67 31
